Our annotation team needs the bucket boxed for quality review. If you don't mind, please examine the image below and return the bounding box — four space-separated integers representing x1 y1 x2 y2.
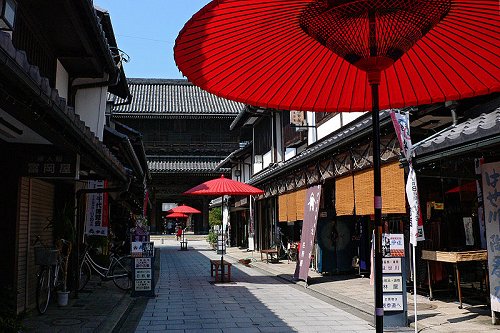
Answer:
57 290 70 306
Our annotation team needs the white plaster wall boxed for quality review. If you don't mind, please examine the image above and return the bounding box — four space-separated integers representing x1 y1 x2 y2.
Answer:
307 112 317 146
263 150 272 169
285 147 296 161
55 60 69 100
74 86 108 140
317 112 367 140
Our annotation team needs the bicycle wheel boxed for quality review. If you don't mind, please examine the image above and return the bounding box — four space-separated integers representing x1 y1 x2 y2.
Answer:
111 256 132 290
78 261 91 291
36 267 51 314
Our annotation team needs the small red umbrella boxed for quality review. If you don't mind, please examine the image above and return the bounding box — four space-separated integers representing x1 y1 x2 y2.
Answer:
165 212 188 219
183 175 264 196
184 175 264 282
167 204 201 214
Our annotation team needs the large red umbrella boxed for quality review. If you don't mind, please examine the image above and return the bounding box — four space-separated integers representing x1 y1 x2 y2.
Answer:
167 204 201 214
184 175 264 282
184 175 264 196
175 1 499 329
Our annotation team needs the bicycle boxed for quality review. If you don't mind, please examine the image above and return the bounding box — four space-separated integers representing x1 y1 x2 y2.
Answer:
33 236 68 314
78 244 132 291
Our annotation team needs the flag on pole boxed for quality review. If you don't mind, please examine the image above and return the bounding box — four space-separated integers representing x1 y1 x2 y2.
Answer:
390 111 425 245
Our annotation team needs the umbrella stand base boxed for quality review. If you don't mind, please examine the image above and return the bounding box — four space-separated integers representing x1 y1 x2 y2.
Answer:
180 241 188 251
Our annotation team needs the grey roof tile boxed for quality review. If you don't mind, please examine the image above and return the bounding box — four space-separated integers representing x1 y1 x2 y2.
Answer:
111 78 245 116
148 156 228 173
414 106 500 156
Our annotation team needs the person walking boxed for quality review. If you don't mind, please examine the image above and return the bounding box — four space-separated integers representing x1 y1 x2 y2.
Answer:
176 224 183 241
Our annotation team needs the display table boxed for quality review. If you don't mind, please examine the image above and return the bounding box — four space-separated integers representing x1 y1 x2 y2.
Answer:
421 250 488 308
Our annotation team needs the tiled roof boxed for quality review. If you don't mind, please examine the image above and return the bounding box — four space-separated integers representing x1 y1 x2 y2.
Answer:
111 78 245 117
0 31 127 181
148 156 229 173
249 111 392 185
414 104 500 157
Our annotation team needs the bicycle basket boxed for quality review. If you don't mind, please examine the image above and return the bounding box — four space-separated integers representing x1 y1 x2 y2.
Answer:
34 247 58 265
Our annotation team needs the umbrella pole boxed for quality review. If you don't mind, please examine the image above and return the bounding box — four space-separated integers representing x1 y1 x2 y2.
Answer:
221 195 225 282
371 81 384 333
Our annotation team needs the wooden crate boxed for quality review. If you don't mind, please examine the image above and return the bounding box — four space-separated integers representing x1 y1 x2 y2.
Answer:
421 250 488 263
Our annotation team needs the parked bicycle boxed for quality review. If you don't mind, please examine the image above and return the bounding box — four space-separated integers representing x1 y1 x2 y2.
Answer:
78 243 132 291
33 236 69 314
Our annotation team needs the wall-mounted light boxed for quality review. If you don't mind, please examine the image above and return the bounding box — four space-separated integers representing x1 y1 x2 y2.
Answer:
0 0 17 31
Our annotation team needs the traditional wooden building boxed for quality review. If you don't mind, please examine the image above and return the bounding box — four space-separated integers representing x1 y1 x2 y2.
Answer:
109 79 245 233
0 1 137 314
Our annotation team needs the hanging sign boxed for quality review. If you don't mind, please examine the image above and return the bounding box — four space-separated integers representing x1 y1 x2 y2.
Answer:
84 180 109 236
22 146 80 179
481 162 500 312
294 185 322 283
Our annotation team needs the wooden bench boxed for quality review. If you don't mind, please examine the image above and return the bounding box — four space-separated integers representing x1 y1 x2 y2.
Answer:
210 259 232 282
260 249 279 263
180 241 188 251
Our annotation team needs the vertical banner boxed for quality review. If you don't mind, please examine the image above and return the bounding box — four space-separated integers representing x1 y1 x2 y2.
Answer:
84 180 109 236
248 196 255 251
481 162 500 312
390 111 425 244
143 189 149 217
294 185 322 283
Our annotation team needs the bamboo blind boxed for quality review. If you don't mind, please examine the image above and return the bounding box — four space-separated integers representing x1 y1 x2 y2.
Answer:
354 162 405 215
335 175 355 216
296 188 307 221
278 194 287 222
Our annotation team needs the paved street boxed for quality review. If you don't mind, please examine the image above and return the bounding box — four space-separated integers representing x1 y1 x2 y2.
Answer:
136 239 375 333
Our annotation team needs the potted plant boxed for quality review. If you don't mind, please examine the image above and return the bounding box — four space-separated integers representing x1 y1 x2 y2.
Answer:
207 208 222 250
48 203 75 306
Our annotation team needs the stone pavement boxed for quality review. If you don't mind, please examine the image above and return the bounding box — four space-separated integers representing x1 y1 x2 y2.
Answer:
221 245 497 333
21 236 498 332
139 238 375 333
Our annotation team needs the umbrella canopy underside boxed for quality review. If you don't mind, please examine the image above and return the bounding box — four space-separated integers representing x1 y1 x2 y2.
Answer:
175 0 500 113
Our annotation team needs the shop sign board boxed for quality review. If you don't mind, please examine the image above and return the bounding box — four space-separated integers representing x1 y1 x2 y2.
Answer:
135 257 151 269
134 279 151 291
135 269 152 280
383 275 403 292
382 233 405 257
481 162 500 312
382 258 402 274
84 180 109 236
131 241 143 258
132 243 155 297
383 294 404 312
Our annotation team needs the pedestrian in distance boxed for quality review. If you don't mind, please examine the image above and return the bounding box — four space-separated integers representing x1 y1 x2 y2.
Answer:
176 225 183 241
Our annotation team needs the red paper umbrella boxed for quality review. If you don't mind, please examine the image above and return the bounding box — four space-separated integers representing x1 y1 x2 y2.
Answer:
165 212 188 219
183 175 264 196
175 0 499 112
167 204 201 214
175 1 499 329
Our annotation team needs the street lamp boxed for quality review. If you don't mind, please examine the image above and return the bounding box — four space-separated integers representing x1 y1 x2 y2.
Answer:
0 0 16 31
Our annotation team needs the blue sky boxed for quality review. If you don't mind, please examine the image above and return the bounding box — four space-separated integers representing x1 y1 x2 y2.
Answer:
95 1 210 79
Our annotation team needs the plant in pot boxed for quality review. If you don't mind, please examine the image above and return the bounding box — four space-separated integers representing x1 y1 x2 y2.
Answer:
48 203 75 306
